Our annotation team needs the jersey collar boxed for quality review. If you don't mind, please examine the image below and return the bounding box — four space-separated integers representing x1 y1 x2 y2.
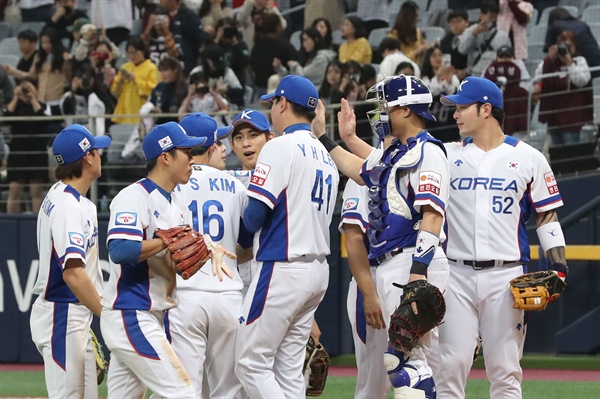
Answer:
139 178 172 202
282 123 311 135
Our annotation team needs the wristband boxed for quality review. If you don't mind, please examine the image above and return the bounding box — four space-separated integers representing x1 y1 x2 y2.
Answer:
536 221 565 252
318 134 338 152
410 260 428 276
551 262 568 276
411 230 439 275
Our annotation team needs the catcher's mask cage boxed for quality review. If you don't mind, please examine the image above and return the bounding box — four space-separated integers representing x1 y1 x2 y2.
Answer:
366 75 436 144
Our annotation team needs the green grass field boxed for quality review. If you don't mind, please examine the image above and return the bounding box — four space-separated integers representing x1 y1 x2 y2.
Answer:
1 355 599 398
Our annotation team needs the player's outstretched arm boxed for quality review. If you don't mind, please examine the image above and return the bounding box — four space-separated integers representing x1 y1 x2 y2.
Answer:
344 223 386 329
338 98 373 159
313 100 365 184
63 260 102 317
536 210 568 278
139 238 168 261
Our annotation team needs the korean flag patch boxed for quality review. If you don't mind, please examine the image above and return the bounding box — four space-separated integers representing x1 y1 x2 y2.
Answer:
158 136 173 150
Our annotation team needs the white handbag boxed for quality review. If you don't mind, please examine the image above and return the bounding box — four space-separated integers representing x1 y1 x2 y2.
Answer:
4 0 22 31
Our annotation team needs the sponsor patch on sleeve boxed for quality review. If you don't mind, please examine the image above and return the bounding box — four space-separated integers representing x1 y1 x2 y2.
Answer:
68 232 84 248
250 162 271 187
115 212 137 226
544 171 559 195
343 197 359 212
418 171 442 195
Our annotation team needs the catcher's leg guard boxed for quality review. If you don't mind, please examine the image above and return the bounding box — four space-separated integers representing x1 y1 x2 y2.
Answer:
384 346 436 399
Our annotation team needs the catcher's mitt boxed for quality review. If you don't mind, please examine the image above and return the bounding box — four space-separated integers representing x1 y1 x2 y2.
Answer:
303 336 330 396
510 270 566 311
155 225 211 279
388 280 446 353
90 329 109 385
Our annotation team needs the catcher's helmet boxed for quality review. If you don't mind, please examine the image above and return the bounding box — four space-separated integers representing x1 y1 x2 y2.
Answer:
366 75 436 141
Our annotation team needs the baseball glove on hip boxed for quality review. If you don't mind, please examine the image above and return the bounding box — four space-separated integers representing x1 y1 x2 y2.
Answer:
388 280 446 353
155 225 211 280
303 336 330 396
510 270 566 311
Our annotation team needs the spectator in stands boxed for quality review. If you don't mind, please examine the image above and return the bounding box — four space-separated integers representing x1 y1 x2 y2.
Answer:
545 7 600 78
5 26 71 105
388 0 428 65
338 15 372 65
3 78 49 213
497 0 534 60
60 62 115 138
304 0 344 36
111 37 158 124
395 61 416 75
202 44 245 107
198 0 233 37
178 68 230 125
484 44 533 137
439 9 470 81
536 30 593 145
318 60 344 105
236 0 287 51
378 37 421 80
19 0 54 23
142 6 181 66
420 45 460 97
47 0 88 48
90 0 132 46
311 17 335 51
214 17 249 87
139 56 187 135
355 0 389 36
91 40 119 90
457 0 512 77
0 67 14 107
249 12 297 100
16 29 38 73
160 0 208 75
73 23 106 63
275 27 337 87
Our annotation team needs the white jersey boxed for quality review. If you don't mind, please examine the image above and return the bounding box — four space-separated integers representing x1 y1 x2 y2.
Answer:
34 181 102 300
175 164 248 292
247 127 339 261
102 178 189 311
225 169 253 188
445 136 563 262
338 179 369 235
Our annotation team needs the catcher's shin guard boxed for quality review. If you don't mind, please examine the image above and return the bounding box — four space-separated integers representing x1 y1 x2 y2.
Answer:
384 346 436 399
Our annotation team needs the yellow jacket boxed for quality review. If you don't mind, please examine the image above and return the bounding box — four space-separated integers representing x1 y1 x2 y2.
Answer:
111 59 159 124
338 37 372 65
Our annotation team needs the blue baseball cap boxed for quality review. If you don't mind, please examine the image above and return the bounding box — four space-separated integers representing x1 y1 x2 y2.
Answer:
52 124 111 165
142 121 207 161
223 109 272 136
441 77 503 109
179 113 232 147
260 75 319 110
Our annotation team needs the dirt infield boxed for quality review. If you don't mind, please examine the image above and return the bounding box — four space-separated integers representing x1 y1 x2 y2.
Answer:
329 366 600 381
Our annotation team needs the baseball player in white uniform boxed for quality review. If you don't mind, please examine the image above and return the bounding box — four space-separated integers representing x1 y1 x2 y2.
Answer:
340 179 390 399
234 75 339 398
314 75 451 399
100 122 206 399
31 124 111 399
168 113 253 398
436 77 568 399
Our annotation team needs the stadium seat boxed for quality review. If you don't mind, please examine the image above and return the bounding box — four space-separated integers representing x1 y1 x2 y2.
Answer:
525 59 541 79
0 37 20 58
467 8 480 24
529 8 539 27
529 24 548 45
14 21 46 36
368 27 389 49
528 43 546 63
332 29 343 46
423 26 445 43
290 30 301 51
107 123 137 164
558 0 589 11
538 5 578 26
581 4 600 26
0 54 19 68
589 23 600 42
0 22 10 41
131 19 143 36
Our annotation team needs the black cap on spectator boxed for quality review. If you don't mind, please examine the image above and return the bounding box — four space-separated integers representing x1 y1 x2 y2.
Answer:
497 45 514 58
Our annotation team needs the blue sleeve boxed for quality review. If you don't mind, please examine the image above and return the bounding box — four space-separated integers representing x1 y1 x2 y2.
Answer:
237 217 254 248
242 198 270 233
108 239 142 264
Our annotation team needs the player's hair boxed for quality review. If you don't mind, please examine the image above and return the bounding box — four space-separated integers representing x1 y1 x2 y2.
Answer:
476 103 504 125
276 97 316 122
54 150 98 180
145 147 178 173
190 144 210 156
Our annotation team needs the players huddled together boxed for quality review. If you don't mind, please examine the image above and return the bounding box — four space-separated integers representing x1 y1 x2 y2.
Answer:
31 69 570 399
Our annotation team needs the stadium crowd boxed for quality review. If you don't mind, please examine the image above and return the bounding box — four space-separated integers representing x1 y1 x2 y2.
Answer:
0 0 598 213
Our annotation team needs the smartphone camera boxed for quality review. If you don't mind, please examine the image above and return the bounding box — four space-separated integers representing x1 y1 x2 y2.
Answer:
21 87 29 95
196 85 210 95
